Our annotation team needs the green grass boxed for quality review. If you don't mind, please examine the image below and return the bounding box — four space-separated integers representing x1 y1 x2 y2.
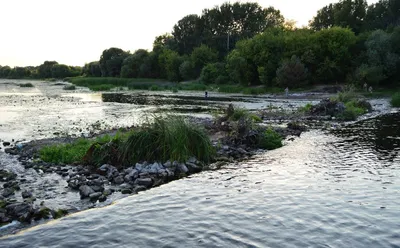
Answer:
298 103 313 113
242 87 267 95
19 83 34 87
258 128 283 150
391 93 400 107
121 116 214 165
63 85 76 90
217 85 244 93
39 134 125 164
337 101 367 121
180 83 207 91
89 84 115 91
40 117 214 166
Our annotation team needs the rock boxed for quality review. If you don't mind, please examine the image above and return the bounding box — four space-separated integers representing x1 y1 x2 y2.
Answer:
90 185 104 193
2 142 11 146
134 178 153 188
236 148 247 154
133 185 147 193
123 169 139 183
113 176 124 185
89 192 102 202
185 162 202 174
146 162 164 174
0 212 10 224
103 189 113 196
187 157 197 164
134 163 144 172
98 164 119 180
21 190 33 199
177 163 189 174
79 185 95 199
121 188 132 194
2 188 15 198
6 202 33 222
0 169 17 182
98 195 107 202
163 161 172 168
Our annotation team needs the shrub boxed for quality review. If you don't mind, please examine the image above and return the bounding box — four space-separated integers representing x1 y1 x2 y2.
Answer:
63 85 76 90
230 108 249 121
336 85 359 103
391 93 400 107
338 101 366 121
19 83 34 87
258 128 283 150
200 62 227 85
276 55 308 88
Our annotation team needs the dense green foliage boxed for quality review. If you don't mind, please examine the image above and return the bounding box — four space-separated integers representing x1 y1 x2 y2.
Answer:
258 128 283 150
391 92 400 107
1 1 399 91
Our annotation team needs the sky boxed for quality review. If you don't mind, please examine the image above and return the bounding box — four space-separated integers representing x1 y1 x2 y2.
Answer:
0 0 378 67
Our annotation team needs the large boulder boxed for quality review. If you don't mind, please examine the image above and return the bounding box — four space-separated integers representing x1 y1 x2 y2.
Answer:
6 202 34 222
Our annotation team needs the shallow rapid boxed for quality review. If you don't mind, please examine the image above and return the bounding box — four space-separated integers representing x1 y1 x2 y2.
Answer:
1 112 399 248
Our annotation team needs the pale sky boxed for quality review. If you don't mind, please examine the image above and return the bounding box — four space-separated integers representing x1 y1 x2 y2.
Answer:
0 0 378 67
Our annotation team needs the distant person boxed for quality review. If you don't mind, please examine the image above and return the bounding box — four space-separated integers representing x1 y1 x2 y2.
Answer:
368 86 373 94
285 87 289 97
205 91 208 98
363 82 368 92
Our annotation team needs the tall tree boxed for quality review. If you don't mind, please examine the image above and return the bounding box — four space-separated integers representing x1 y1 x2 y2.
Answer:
99 48 129 77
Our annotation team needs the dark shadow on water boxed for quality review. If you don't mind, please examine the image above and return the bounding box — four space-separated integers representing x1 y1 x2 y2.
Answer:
331 112 400 162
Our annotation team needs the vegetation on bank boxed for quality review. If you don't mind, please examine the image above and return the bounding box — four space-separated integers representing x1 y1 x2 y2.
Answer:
391 93 400 107
1 1 399 93
40 117 215 166
19 83 34 87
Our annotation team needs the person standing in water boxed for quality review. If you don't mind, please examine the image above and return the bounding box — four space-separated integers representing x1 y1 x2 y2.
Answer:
285 87 289 98
205 91 208 98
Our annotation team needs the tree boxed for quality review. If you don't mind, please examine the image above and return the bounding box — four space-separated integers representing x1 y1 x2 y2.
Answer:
179 60 194 81
38 61 58 78
310 0 368 34
276 55 309 87
8 67 31 79
99 48 129 77
172 15 203 55
158 49 184 82
190 45 218 78
364 0 400 31
83 62 102 77
51 64 71 78
200 62 228 84
120 49 149 78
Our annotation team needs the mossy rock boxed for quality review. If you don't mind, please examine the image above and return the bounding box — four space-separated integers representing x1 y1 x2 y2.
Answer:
52 209 68 219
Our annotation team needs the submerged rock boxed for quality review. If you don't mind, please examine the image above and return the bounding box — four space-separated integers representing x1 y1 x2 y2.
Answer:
21 190 33 199
2 188 15 198
89 192 102 202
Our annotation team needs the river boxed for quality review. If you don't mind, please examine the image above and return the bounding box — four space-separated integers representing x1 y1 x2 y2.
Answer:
0 80 399 247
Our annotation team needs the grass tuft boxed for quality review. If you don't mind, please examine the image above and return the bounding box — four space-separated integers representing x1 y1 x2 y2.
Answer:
19 83 34 87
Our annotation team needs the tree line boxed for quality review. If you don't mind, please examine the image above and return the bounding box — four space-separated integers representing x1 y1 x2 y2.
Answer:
1 0 399 88
0 61 81 79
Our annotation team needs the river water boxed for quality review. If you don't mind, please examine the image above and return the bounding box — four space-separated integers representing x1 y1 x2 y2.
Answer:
0 80 399 247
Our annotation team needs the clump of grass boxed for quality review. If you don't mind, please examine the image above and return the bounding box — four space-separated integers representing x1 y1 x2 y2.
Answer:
391 93 400 107
39 134 123 164
230 108 249 121
335 85 359 103
19 83 34 87
172 87 179 93
298 103 313 113
337 101 367 121
121 116 214 165
258 128 283 150
40 139 93 164
63 85 76 90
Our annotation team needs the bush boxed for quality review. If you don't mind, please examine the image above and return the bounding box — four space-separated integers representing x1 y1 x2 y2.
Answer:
19 83 34 87
336 85 358 103
338 101 366 121
391 93 400 107
63 85 76 90
276 55 308 88
121 116 214 164
258 128 283 150
200 62 227 85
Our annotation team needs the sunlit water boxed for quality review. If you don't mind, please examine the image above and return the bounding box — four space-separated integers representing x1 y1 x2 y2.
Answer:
0 80 399 247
